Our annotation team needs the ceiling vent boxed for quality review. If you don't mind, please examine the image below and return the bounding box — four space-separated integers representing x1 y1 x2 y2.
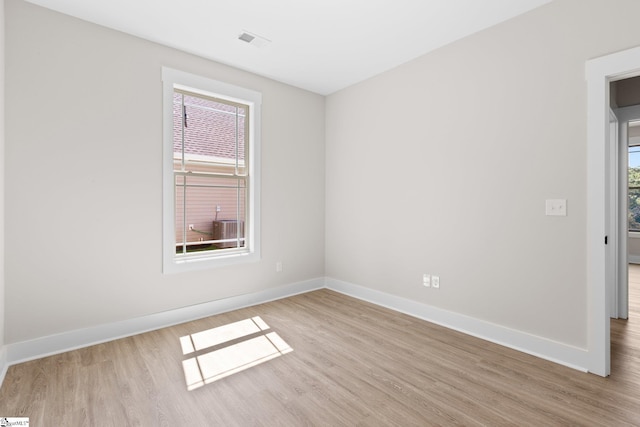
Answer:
238 31 271 48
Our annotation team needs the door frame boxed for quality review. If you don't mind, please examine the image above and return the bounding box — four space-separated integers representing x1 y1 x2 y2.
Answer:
587 46 640 376
607 107 620 320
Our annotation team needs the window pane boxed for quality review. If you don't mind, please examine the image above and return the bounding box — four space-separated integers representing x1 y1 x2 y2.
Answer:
630 145 640 231
172 89 249 256
173 92 245 169
175 175 246 254
630 188 640 232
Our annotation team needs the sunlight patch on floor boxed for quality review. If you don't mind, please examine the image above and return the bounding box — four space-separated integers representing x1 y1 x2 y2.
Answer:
180 316 269 355
180 316 292 390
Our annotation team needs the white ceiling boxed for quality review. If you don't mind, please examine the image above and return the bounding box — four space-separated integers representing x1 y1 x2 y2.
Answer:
25 0 552 95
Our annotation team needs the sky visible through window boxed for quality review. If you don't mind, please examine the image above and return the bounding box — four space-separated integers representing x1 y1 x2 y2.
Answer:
630 146 640 168
630 120 640 167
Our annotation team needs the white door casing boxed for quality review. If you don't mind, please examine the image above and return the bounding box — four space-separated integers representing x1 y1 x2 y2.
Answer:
586 45 640 377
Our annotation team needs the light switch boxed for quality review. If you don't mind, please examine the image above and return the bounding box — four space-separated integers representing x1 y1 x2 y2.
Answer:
545 199 567 216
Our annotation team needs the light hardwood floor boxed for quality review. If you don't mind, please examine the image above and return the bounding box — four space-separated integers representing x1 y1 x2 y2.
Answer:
1 272 640 426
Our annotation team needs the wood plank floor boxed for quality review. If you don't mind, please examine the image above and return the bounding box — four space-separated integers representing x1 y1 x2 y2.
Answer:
1 271 640 426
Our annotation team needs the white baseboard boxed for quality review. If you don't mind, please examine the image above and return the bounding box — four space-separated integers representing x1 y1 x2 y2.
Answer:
326 277 589 373
0 346 7 388
5 278 324 367
2 274 589 389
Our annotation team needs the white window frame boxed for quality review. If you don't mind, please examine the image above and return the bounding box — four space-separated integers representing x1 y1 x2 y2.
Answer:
162 67 261 273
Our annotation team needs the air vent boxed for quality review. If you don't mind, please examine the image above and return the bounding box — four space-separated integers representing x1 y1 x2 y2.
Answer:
238 32 255 43
238 31 271 48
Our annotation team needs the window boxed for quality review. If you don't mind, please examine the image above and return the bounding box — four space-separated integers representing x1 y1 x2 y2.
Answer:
162 68 261 273
629 143 640 232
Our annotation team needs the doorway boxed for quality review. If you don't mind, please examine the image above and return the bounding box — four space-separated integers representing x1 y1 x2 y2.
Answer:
586 45 640 377
606 77 640 325
608 97 640 321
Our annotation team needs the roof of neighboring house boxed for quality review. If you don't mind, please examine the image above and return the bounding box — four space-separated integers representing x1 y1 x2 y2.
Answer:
173 92 245 161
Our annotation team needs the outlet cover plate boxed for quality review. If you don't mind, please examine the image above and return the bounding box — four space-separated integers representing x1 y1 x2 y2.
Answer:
432 276 440 289
545 199 567 216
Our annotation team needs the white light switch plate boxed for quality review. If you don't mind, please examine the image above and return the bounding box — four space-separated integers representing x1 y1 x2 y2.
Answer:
545 199 567 216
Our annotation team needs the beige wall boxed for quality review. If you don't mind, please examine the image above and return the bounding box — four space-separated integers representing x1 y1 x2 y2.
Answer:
326 0 640 349
5 0 325 343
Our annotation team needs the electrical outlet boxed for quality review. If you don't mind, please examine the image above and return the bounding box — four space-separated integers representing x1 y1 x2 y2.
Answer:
276 261 283 272
423 273 431 287
432 276 440 289
216 205 222 212
188 224 194 231
545 199 567 216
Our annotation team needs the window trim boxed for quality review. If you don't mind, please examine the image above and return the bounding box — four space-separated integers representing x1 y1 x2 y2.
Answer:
162 67 261 273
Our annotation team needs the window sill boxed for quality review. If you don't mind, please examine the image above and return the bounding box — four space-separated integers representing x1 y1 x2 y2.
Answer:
164 250 260 274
